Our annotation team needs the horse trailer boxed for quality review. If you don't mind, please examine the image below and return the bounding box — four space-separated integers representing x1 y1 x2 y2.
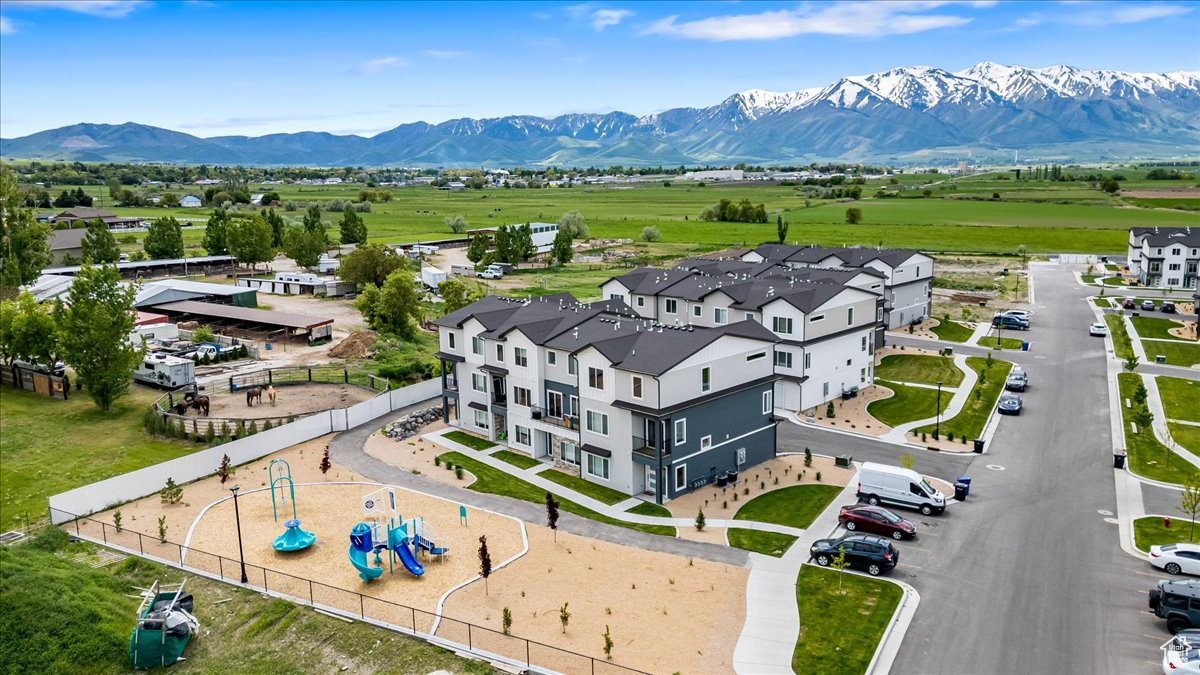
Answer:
134 353 196 389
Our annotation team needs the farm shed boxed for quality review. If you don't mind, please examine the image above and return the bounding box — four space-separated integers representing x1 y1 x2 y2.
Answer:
149 300 333 344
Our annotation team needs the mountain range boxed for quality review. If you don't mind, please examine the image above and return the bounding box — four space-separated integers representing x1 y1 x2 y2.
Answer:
3 62 1198 167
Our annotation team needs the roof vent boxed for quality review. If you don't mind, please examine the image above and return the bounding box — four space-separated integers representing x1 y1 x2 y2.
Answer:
573 329 579 339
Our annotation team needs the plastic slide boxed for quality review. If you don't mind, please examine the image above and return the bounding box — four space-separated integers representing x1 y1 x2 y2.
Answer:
392 539 425 577
348 545 384 582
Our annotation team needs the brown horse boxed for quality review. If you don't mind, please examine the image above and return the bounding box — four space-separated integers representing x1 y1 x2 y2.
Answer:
245 387 263 407
266 385 277 406
189 395 210 416
170 400 189 415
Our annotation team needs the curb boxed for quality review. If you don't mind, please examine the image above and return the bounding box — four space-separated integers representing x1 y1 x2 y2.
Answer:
865 576 921 675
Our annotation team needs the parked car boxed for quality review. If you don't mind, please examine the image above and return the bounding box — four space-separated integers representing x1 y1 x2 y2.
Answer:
1124 298 1137 309
1163 302 1178 314
998 393 1023 415
1162 630 1200 674
1150 579 1200 634
1143 300 1157 311
1001 310 1032 321
857 463 946 515
1005 369 1028 392
809 533 899 576
992 314 1030 330
477 269 502 280
838 504 916 540
1152 543 1200 576
1090 322 1108 337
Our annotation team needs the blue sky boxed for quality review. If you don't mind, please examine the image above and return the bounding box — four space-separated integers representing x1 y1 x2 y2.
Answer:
1 0 1197 139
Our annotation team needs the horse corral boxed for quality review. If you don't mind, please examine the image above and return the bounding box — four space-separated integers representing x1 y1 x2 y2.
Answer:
195 382 374 420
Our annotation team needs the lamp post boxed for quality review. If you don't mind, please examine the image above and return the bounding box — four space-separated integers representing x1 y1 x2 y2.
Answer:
230 485 248 584
934 381 943 441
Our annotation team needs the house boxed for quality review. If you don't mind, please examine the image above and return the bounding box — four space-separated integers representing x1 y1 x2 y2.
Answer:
433 295 780 503
49 228 87 265
178 196 202 208
1128 227 1199 288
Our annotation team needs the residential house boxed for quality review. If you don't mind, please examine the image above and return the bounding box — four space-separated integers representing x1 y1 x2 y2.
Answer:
178 196 202 208
433 294 780 503
1128 227 1199 289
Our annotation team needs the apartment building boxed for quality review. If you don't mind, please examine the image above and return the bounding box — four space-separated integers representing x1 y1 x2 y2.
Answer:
433 294 780 503
1128 227 1200 288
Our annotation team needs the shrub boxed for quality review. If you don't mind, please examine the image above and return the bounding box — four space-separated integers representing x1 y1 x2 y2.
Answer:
826 401 835 418
157 516 168 542
160 477 183 504
816 471 822 482
113 509 123 533
502 607 512 635
695 509 706 532
455 465 464 480
804 447 812 466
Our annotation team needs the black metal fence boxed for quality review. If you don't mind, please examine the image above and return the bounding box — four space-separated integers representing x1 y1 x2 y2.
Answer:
229 365 391 393
52 508 647 675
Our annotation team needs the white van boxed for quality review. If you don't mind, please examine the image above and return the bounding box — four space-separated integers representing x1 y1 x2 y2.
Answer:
857 462 946 515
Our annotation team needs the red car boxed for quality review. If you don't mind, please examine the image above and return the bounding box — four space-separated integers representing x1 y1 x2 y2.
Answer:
1123 298 1136 309
838 504 917 540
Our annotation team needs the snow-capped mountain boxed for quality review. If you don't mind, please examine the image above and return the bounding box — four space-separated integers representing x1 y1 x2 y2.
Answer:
4 62 1198 165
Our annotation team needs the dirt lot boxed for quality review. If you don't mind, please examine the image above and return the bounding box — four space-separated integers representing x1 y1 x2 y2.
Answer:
1122 188 1200 198
195 382 376 419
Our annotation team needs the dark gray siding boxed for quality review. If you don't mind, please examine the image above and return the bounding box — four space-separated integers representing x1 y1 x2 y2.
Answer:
665 381 776 499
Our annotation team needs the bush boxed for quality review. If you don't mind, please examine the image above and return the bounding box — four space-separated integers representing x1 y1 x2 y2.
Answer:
804 447 812 466
640 226 661 242
455 465 464 480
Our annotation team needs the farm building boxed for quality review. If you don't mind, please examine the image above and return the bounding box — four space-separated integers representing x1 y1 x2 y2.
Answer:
43 255 236 279
48 228 86 265
134 279 258 309
236 272 355 297
48 207 144 229
148 300 334 344
179 196 202 208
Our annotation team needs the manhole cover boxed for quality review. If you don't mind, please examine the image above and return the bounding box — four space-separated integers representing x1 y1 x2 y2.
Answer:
986 464 1005 471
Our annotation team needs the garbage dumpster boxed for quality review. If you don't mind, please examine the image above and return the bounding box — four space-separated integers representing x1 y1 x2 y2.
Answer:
973 439 985 454
954 482 969 501
956 476 972 497
1114 451 1127 469
1021 341 1030 352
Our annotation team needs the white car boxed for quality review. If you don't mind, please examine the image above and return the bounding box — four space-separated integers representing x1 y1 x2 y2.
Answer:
1089 322 1108 337
1002 309 1032 320
1162 630 1200 674
1152 543 1200 575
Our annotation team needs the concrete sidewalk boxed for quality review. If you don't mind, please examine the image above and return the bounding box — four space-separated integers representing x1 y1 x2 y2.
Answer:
883 353 978 443
1140 373 1200 470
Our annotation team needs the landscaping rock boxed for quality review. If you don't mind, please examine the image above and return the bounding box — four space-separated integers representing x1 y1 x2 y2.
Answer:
385 407 444 441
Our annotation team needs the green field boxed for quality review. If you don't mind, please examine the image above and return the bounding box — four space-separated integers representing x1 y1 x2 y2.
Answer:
0 385 201 530
1131 316 1189 341
1169 423 1200 454
875 354 964 387
1158 377 1200 421
868 381 953 428
793 566 903 674
1143 340 1200 367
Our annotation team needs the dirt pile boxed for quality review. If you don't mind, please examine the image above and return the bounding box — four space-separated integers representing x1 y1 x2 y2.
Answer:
328 330 378 359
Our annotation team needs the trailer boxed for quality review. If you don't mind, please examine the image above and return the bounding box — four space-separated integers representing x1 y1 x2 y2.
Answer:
420 265 447 289
133 353 196 389
450 264 476 276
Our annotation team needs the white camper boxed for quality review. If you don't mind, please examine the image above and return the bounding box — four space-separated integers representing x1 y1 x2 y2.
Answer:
856 462 946 515
133 353 196 389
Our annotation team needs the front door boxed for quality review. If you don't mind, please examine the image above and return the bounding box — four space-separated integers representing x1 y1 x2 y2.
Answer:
645 464 657 495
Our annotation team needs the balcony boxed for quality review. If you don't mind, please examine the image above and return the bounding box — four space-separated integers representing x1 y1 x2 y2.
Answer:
632 436 669 458
491 394 507 407
530 406 579 430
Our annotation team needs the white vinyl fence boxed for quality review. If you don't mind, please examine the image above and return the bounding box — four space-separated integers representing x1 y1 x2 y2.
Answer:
48 378 441 523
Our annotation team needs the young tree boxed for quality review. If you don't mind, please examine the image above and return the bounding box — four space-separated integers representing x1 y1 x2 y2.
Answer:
56 264 142 411
202 208 230 255
546 491 560 541
478 535 493 595
160 477 183 505
143 216 184 259
502 607 513 635
695 508 706 532
283 226 326 269
340 206 368 245
81 218 120 263
302 205 328 246
1133 381 1149 405
227 214 275 270
466 232 488 264
603 625 613 660
551 229 573 267
1182 473 1200 543
0 167 53 297
776 214 788 244
831 545 851 592
262 207 286 248
319 445 331 480
559 601 571 634
444 214 468 234
1133 405 1154 434
558 209 588 238
1125 354 1140 372
217 454 232 484
845 208 863 224
339 242 403 288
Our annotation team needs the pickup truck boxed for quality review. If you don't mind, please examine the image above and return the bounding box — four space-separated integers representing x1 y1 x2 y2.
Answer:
183 342 238 360
477 269 502 280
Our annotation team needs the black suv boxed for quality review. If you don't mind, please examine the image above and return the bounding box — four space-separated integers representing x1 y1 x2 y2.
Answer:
809 533 899 576
1163 302 1177 313
1149 579 1200 633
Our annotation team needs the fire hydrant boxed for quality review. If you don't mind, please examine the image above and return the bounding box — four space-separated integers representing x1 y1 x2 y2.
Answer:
1165 516 1172 528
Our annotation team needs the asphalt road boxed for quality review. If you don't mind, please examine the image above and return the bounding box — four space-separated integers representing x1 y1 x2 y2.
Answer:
867 263 1156 674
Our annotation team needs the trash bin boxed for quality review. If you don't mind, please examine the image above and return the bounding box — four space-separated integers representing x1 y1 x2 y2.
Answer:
1114 451 1127 469
726 469 739 484
953 482 969 501
1021 341 1030 352
1157 355 1167 364
956 476 972 497
973 439 985 454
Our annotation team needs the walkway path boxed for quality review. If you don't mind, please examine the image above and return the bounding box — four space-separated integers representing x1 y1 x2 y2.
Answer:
883 353 978 443
1140 373 1200 470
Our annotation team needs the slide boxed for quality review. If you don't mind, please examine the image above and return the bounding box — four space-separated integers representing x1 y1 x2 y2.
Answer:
347 545 384 582
392 539 425 577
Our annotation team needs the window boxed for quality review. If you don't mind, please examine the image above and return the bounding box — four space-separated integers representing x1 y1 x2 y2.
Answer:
809 314 825 323
547 351 557 366
762 390 773 413
775 351 793 368
588 367 605 390
675 465 686 490
1173 248 1182 256
496 344 504 361
472 336 484 355
447 333 456 349
772 317 793 334
1169 263 1182 271
714 308 728 325
609 293 623 301
745 312 755 321
568 356 578 376
632 376 643 399
861 336 868 351
586 410 609 435
804 352 812 369
846 359 852 366
861 367 867 383
514 347 528 367
701 367 711 392
746 351 766 362
822 382 829 397
693 304 702 318
586 454 610 480
848 307 854 325
569 395 579 416
515 425 531 445
674 418 686 445
473 410 489 429
560 441 579 465
472 373 487 392
665 299 678 314
700 435 712 450
636 296 645 308
877 307 884 322
513 386 531 407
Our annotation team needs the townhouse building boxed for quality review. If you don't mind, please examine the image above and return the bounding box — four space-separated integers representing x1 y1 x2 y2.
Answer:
433 294 780 504
1127 227 1199 289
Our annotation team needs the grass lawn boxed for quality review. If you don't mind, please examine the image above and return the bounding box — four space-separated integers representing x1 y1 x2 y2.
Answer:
978 336 1025 350
491 450 541 470
0 528 488 675
733 485 843 530
1142 340 1200 367
1105 314 1134 360
1169 423 1200 454
728 528 798 557
868 381 952 428
441 430 496 451
436 451 675 536
625 501 672 517
0 385 202 530
1158 377 1200 421
1132 316 1189 341
793 566 903 674
1118 373 1194 485
539 469 629 506
915 356 1011 441
1133 516 1200 552
930 319 973 342
1092 297 1113 308
875 354 964 387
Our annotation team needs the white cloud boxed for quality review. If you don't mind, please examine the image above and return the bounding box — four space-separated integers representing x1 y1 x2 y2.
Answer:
592 8 633 30
1009 2 1192 29
1105 3 1193 23
2 1 145 18
424 49 470 59
359 56 407 75
643 2 983 41
0 16 14 34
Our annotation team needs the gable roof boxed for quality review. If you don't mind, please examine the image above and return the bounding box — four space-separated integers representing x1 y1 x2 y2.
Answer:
50 228 87 251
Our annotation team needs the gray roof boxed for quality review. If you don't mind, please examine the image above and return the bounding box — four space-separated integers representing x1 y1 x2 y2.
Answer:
1142 230 1200 248
748 243 924 269
50 228 87 251
150 300 333 330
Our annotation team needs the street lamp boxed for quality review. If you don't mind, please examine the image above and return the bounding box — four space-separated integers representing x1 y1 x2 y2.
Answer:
934 381 943 441
229 485 248 584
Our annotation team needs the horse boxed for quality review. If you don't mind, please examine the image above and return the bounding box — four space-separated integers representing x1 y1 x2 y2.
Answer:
266 385 277 406
245 387 262 407
170 400 189 415
189 396 210 416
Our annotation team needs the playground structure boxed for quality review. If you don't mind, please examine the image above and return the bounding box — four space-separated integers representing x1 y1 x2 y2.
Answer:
128 579 200 669
269 459 316 552
347 487 449 582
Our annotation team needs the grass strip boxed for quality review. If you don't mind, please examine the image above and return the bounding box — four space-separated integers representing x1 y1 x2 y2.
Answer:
929 319 973 342
1158 377 1200 422
792 566 902 674
540 469 629 505
728 528 798 557
1118 373 1194 485
867 381 952 428
732 485 843 530
915 356 1011 441
875 354 964 387
1133 516 1200 552
442 430 496 451
978 336 1024 350
1104 314 1133 360
625 501 672 517
491 450 540 470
